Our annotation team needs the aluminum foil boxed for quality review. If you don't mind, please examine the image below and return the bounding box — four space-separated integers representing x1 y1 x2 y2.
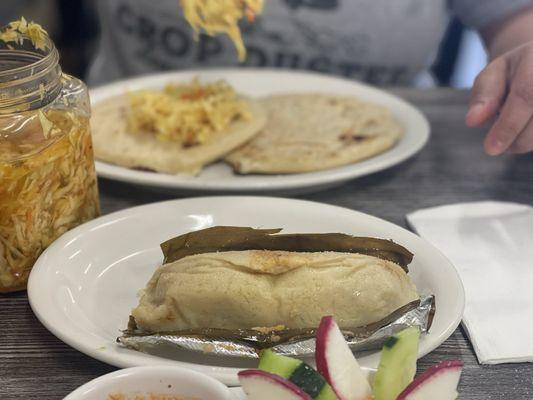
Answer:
118 294 435 359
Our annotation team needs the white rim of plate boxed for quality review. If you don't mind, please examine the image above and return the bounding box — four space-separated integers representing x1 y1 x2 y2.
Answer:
63 365 230 400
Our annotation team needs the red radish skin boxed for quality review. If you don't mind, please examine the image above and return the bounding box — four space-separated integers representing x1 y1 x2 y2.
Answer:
315 316 335 383
315 316 372 400
397 361 463 400
238 369 313 400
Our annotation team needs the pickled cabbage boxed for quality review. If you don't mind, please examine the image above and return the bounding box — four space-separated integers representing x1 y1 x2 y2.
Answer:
0 110 100 292
127 79 251 146
0 17 48 50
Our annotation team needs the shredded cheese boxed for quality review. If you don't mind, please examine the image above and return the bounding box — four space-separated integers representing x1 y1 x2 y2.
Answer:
127 78 251 146
179 0 263 61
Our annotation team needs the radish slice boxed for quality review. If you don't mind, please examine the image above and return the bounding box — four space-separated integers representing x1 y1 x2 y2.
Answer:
238 369 313 400
397 360 463 400
315 316 372 400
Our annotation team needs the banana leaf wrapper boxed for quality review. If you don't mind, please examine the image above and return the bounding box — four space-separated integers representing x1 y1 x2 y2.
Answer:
118 295 435 358
160 226 413 272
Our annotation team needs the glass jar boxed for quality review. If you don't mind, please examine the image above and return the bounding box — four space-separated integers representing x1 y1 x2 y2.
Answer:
0 23 100 292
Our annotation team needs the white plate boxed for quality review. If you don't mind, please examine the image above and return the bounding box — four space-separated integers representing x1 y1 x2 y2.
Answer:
63 366 231 400
28 197 464 386
91 69 430 194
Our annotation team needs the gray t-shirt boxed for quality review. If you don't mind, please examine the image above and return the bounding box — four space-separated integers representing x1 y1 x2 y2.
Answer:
87 0 532 86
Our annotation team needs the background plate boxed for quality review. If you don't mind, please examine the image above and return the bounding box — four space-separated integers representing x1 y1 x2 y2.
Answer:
28 197 464 386
91 69 430 194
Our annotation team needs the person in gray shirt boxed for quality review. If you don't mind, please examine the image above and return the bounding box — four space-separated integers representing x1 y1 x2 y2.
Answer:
87 0 533 155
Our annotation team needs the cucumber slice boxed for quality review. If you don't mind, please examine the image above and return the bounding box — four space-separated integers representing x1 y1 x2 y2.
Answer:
258 349 338 400
259 349 302 379
290 363 337 400
372 327 420 400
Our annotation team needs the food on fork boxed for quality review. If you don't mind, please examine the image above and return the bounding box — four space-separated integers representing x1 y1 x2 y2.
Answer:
180 0 264 61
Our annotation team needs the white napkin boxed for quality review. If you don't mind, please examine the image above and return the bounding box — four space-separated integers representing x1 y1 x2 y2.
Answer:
407 201 533 364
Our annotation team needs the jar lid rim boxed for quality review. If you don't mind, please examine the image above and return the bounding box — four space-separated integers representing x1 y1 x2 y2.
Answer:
0 34 58 77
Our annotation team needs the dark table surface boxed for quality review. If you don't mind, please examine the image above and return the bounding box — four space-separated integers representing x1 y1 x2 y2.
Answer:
2 88 533 399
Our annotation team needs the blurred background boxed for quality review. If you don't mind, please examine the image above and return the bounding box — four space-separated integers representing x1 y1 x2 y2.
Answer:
0 0 486 88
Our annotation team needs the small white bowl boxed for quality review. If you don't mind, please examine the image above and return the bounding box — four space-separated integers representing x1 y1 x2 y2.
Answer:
64 366 232 400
